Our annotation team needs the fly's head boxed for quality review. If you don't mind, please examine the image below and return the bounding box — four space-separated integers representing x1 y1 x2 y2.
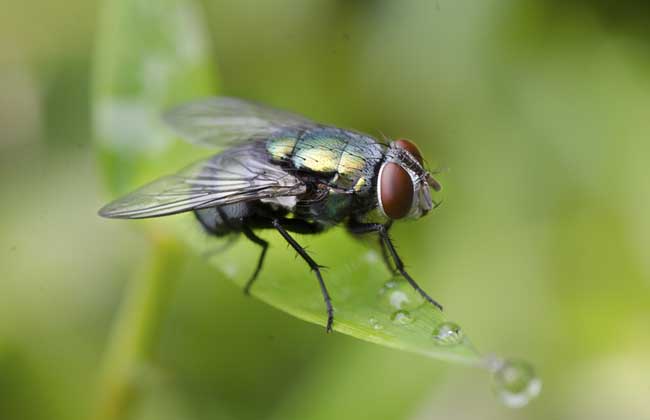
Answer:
377 139 442 221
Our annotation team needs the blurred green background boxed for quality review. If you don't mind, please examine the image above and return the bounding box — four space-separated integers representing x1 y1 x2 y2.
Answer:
2 0 650 419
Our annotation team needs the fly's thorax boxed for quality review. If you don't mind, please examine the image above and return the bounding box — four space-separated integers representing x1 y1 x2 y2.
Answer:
313 189 353 225
266 128 384 193
294 131 348 174
336 137 384 193
376 139 441 221
266 135 298 162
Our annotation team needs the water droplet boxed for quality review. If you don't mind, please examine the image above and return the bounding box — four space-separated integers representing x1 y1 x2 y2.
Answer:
223 263 238 278
490 358 542 408
368 317 384 330
378 280 425 311
432 321 464 345
364 250 380 263
390 310 414 325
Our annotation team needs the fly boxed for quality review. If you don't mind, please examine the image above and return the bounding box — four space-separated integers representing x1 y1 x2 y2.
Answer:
99 97 444 332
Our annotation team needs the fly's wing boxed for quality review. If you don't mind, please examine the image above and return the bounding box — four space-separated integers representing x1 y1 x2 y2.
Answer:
99 142 306 219
164 96 321 148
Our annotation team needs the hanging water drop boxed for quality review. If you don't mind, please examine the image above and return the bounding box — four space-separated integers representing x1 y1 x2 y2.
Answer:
489 358 541 408
432 321 464 345
390 310 414 325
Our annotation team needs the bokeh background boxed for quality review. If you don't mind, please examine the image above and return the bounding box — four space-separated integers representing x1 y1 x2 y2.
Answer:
2 1 650 419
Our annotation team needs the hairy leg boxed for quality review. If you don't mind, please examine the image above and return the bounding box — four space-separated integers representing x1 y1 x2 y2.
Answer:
347 221 443 311
241 225 269 295
272 219 334 332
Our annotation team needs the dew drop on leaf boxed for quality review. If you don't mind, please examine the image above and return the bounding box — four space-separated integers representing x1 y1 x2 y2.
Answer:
378 280 425 311
432 321 464 346
368 317 384 330
390 310 415 325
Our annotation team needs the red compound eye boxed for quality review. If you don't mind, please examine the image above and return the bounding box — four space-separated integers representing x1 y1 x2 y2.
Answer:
379 162 414 219
394 139 423 164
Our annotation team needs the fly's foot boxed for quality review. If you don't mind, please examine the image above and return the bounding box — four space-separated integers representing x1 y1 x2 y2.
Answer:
326 313 334 333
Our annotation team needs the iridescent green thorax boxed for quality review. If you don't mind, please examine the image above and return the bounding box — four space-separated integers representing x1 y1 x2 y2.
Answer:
266 127 385 193
266 135 297 161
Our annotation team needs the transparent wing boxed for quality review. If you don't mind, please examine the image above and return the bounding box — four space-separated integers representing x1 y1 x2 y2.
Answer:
99 142 306 219
163 96 321 147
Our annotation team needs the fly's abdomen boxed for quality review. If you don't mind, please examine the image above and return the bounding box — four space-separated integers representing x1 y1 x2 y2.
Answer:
194 202 249 236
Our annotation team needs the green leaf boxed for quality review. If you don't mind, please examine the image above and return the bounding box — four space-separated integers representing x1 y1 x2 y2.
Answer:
165 215 483 365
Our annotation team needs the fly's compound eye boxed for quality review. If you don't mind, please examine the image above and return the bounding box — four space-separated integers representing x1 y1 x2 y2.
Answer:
378 162 414 219
394 139 423 164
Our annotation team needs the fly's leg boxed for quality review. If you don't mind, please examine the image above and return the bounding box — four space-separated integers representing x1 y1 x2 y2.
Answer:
241 226 269 295
379 237 397 274
381 226 443 311
272 219 334 333
347 222 443 311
